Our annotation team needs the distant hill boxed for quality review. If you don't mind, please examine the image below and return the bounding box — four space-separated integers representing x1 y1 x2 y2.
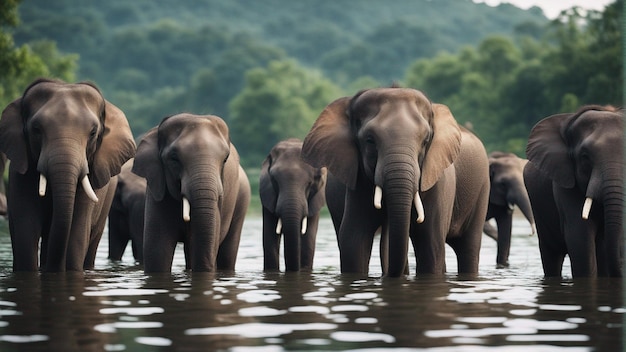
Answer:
12 0 549 136
14 0 548 87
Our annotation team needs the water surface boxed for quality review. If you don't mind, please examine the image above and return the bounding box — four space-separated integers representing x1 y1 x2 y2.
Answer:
0 217 622 351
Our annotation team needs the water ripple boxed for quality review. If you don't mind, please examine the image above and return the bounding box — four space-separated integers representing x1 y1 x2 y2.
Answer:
185 322 337 338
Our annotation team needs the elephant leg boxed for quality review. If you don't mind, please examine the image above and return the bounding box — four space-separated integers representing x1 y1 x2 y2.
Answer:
338 188 381 274
300 215 319 271
216 190 248 271
83 182 117 270
8 171 44 271
565 219 598 277
108 208 130 261
262 209 281 271
411 182 453 275
534 215 567 277
143 196 180 272
494 214 513 268
130 214 144 263
556 189 598 277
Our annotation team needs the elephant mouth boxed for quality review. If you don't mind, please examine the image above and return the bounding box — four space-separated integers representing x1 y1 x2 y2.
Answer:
38 173 99 203
373 185 424 223
275 217 308 235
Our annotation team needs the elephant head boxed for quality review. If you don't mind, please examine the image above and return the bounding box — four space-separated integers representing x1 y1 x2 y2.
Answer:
133 113 249 272
260 138 327 271
526 105 624 276
0 78 136 271
302 87 462 276
488 151 536 233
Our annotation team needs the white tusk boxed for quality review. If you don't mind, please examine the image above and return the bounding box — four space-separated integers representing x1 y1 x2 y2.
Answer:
182 197 191 222
374 186 383 209
276 218 282 235
81 175 99 203
414 191 425 223
530 223 537 236
39 174 47 197
582 197 593 220
508 203 515 210
301 217 308 235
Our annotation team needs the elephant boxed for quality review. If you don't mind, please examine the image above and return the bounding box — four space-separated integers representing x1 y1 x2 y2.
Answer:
132 113 251 272
484 151 536 268
260 138 327 272
107 158 146 263
0 152 7 216
524 105 624 278
301 87 490 277
0 78 136 272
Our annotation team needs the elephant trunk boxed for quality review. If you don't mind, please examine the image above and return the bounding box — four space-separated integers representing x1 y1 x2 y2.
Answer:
600 172 623 277
510 183 536 235
185 168 222 271
42 150 86 272
380 149 418 277
275 193 308 271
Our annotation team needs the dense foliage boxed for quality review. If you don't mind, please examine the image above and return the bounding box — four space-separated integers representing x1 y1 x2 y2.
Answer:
2 0 622 169
406 3 623 153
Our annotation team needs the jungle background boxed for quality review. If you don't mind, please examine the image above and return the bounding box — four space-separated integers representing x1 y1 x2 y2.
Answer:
0 0 622 212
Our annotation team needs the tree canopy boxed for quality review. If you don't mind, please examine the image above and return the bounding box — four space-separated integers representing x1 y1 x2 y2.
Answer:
3 0 622 169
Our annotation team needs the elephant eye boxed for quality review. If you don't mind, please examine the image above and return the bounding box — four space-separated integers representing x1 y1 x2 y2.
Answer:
365 135 375 145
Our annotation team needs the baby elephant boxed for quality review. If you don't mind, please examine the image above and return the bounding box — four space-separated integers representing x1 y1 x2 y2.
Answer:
260 139 327 271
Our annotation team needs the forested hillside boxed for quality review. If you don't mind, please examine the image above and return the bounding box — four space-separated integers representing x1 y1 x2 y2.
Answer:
4 0 622 169
12 0 546 135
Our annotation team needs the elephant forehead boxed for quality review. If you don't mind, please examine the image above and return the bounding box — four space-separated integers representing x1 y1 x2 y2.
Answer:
32 98 100 129
571 113 623 144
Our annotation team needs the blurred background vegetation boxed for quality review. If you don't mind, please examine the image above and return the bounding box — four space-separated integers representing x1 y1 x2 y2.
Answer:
0 0 622 212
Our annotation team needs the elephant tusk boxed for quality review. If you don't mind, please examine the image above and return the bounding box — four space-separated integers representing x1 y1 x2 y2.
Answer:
276 218 282 235
374 186 383 209
582 197 593 220
81 176 99 203
508 203 515 210
414 191 425 223
182 197 191 222
530 223 537 236
39 174 47 197
301 217 308 235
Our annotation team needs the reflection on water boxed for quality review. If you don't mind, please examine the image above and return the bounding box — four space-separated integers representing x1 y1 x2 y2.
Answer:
0 217 622 351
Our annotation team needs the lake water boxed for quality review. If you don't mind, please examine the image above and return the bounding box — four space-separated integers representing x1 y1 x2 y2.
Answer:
0 216 622 351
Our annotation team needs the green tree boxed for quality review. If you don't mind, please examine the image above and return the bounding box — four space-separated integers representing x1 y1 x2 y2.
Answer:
0 0 77 109
229 60 343 167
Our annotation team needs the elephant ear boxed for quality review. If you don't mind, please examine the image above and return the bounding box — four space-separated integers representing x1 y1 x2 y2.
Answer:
91 101 136 189
526 113 575 188
302 97 359 189
132 127 167 201
308 167 327 216
420 103 462 191
259 154 277 212
0 98 29 174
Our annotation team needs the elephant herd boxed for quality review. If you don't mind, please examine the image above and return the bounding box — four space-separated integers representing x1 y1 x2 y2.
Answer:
0 78 622 279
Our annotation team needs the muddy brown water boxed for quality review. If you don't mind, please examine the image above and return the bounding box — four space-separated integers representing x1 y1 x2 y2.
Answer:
0 217 622 351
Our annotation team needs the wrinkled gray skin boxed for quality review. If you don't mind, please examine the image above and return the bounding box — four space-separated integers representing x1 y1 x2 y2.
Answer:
108 158 146 263
302 87 490 277
260 138 327 272
133 113 251 273
484 151 535 268
524 105 624 278
0 152 7 216
0 78 136 272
